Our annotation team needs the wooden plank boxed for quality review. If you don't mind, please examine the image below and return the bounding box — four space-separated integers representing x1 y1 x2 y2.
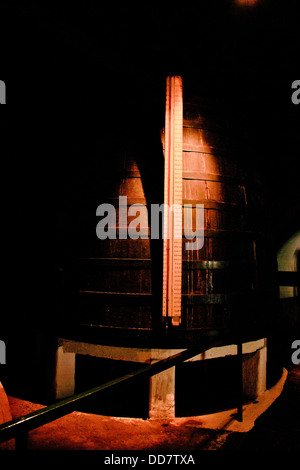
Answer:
182 260 230 269
182 171 245 184
78 291 154 309
163 75 183 326
182 294 234 305
80 258 152 269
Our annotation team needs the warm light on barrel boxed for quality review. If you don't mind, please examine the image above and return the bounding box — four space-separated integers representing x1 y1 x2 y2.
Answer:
236 0 258 5
163 75 183 327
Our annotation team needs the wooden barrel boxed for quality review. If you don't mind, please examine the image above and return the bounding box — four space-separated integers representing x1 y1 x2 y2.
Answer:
61 95 276 344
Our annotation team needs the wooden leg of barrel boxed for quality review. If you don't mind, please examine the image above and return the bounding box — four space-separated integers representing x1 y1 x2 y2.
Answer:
55 345 76 400
149 367 175 419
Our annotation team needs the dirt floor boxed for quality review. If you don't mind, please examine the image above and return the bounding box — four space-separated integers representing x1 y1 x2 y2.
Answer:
3 364 299 451
7 397 231 451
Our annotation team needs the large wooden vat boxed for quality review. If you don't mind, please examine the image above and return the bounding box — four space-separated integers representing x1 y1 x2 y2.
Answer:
59 94 276 346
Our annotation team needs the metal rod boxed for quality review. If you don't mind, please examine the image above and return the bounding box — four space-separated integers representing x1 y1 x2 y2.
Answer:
0 337 227 446
237 340 243 422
